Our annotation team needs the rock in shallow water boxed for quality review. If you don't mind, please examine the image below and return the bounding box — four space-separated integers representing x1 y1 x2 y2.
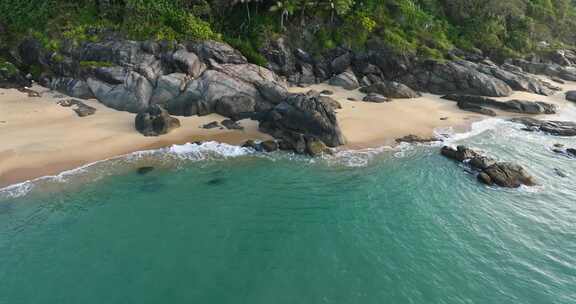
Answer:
137 166 155 175
510 117 576 136
395 134 440 144
441 145 536 188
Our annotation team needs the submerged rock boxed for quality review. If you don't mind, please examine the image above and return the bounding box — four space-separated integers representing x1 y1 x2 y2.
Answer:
510 117 576 136
440 145 536 188
137 166 155 175
135 104 181 136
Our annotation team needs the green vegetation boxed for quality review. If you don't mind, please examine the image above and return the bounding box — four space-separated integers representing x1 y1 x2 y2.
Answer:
1 0 576 63
0 61 19 76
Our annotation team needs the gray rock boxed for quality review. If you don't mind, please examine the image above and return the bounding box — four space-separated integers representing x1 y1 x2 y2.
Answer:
150 73 189 105
201 121 220 129
329 71 359 90
172 49 206 78
441 146 536 188
92 66 127 85
510 117 576 136
221 119 244 130
215 95 256 118
360 81 421 99
188 40 247 64
319 95 342 110
396 134 439 144
261 140 279 152
443 95 557 115
331 53 352 75
46 77 94 99
363 93 390 103
457 100 497 116
135 104 181 136
258 90 346 150
400 60 513 97
566 91 576 102
88 71 153 113
57 99 97 117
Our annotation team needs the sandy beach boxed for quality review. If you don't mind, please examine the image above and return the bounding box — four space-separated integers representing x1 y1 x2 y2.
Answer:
0 86 272 187
2 80 575 187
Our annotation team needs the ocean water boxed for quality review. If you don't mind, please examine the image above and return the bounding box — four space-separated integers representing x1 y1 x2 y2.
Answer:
1 120 575 304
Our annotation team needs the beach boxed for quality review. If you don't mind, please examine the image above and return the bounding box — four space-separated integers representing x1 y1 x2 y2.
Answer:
1 81 575 187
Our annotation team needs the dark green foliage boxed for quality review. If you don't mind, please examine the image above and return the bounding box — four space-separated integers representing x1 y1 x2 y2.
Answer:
1 0 576 62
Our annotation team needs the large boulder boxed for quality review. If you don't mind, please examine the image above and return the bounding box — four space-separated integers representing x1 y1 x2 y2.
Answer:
215 95 256 119
464 60 559 96
329 70 359 90
259 90 346 151
399 60 514 97
360 81 421 99
442 95 558 115
87 71 153 113
171 48 206 78
441 145 536 188
510 117 576 136
135 104 181 136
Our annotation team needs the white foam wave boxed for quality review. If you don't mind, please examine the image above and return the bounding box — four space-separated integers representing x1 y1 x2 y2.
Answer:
438 118 506 144
0 141 254 200
167 141 251 159
0 181 34 199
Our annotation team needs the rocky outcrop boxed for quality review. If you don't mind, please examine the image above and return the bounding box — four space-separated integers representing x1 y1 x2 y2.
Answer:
359 81 420 99
510 117 576 136
442 95 558 115
135 104 181 136
18 38 287 119
508 59 576 81
441 145 536 188
258 90 345 154
399 60 514 97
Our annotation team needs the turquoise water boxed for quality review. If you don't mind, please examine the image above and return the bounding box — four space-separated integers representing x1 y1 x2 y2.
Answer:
1 120 575 304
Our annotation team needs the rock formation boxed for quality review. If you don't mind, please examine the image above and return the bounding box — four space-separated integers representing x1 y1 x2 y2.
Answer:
441 145 536 188
135 104 181 136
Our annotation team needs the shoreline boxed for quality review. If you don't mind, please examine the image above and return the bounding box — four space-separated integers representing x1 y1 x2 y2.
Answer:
2 81 576 189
